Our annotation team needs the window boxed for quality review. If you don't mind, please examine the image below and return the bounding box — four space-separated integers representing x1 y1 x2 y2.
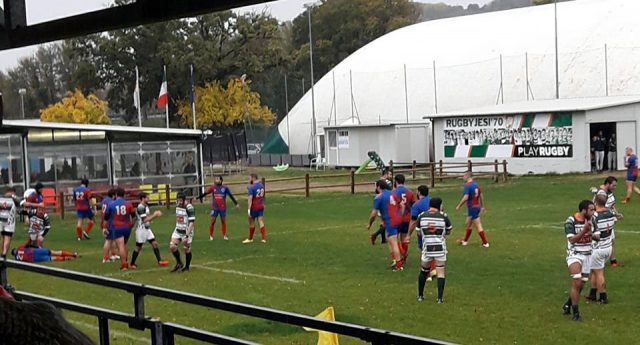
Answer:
0 135 24 193
328 131 337 148
338 130 349 149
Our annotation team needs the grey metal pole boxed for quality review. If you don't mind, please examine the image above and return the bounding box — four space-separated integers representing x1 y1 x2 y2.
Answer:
432 60 438 114
350 70 354 122
404 64 409 123
525 52 530 101
554 0 560 99
604 44 609 96
332 71 337 126
284 74 291 152
307 5 317 156
499 54 504 104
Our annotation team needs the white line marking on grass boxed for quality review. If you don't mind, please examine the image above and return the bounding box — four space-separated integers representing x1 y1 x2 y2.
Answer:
191 265 305 284
69 320 151 344
199 254 276 266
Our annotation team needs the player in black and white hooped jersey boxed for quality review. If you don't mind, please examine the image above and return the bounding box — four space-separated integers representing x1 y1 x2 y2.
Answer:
169 193 196 273
562 200 595 322
586 195 617 304
590 176 623 267
416 197 452 304
129 192 169 269
23 206 51 248
0 187 22 259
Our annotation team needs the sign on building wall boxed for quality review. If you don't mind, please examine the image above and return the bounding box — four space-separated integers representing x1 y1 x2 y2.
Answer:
338 130 350 149
443 113 573 158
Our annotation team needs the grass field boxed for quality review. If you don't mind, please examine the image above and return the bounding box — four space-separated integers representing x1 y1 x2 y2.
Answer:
5 173 640 345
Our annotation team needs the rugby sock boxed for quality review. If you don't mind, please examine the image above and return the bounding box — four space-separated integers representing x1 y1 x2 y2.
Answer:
588 288 597 300
76 226 82 239
172 251 182 265
564 297 572 308
599 292 608 302
260 226 266 240
571 305 580 316
86 220 94 234
418 270 428 297
437 277 446 300
395 259 403 269
463 228 472 242
248 226 255 240
209 224 214 237
222 223 227 237
185 252 192 269
397 242 405 258
478 231 488 245
153 247 162 262
60 251 75 258
130 250 140 265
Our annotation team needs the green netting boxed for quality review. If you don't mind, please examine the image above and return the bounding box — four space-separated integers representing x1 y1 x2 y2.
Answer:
260 128 289 154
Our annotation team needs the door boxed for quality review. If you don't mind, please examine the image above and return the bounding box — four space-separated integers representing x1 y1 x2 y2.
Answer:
617 121 636 171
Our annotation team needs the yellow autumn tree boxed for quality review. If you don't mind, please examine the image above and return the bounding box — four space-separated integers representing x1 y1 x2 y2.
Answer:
40 89 111 124
177 78 274 129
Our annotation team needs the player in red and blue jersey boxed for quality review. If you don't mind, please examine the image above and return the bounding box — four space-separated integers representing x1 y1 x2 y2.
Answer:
199 176 239 241
100 188 120 263
622 147 640 204
11 245 77 262
243 173 267 243
394 174 414 262
367 180 404 271
102 187 134 271
455 171 489 247
22 182 44 209
73 179 96 241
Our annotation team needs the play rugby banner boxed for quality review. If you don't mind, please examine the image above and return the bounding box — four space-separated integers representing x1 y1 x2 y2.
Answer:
443 113 573 158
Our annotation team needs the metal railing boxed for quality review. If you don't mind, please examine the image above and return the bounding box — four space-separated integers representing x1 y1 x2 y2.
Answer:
1 260 455 345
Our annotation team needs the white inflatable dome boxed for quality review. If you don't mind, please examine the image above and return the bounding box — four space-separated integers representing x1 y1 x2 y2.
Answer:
278 0 640 154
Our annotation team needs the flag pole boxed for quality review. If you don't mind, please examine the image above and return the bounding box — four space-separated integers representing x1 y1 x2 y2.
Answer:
190 64 196 130
164 64 169 129
135 66 142 127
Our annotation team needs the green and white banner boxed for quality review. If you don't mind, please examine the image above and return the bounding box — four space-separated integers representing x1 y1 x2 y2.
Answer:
444 113 573 158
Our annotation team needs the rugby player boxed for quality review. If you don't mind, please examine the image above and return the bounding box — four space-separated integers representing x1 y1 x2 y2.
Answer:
416 197 452 304
408 185 436 281
23 182 44 209
130 192 168 269
370 168 392 245
0 187 21 259
455 171 489 247
198 176 239 241
169 193 196 272
243 174 267 244
11 245 77 262
101 189 120 263
590 176 622 267
73 179 96 241
103 187 134 271
394 174 414 262
562 200 595 322
622 147 640 204
586 195 615 304
367 180 404 271
22 207 51 248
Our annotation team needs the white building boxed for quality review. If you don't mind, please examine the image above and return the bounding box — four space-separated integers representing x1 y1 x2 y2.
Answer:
277 0 640 155
426 96 640 175
323 122 430 167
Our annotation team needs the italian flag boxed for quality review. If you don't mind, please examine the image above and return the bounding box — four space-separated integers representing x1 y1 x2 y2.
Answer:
157 66 168 109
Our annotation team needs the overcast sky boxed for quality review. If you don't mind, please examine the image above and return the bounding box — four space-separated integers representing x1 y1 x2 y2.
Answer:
0 0 493 71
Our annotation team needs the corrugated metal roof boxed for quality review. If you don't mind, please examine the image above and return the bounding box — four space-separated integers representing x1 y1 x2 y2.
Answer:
2 119 203 136
423 95 640 118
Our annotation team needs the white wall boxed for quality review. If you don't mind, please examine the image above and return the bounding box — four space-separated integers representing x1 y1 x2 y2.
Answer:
433 113 590 175
325 124 430 167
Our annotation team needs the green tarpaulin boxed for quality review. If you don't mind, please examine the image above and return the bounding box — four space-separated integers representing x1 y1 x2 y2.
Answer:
260 128 289 154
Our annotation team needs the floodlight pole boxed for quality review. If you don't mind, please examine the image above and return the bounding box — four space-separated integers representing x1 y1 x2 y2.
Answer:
554 0 560 99
305 3 318 156
18 88 26 119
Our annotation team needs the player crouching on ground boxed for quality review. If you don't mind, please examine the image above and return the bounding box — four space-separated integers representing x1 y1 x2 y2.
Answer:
562 200 595 322
170 193 195 272
586 195 616 304
416 197 452 304
367 180 404 272
130 192 168 269
22 207 51 248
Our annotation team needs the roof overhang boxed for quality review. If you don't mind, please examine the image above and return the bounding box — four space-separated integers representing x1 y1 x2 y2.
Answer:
423 95 640 119
0 0 273 51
